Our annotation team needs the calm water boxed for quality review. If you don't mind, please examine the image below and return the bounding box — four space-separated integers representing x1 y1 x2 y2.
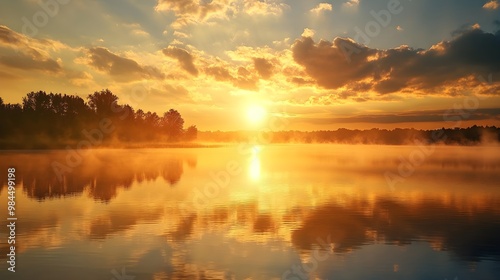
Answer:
1 144 500 280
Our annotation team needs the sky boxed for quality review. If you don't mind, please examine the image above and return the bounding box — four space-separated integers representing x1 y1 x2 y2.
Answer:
1 0 500 131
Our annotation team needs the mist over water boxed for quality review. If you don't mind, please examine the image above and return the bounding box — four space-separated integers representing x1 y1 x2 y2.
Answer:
1 144 500 279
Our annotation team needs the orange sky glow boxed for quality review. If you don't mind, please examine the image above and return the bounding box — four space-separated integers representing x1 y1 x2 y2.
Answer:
1 0 500 131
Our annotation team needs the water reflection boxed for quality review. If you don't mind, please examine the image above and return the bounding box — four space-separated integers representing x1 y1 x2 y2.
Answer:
249 146 261 181
0 145 499 279
0 149 196 202
292 198 500 261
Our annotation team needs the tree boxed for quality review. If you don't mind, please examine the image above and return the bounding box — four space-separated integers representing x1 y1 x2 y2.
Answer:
135 109 145 123
162 109 184 141
22 91 51 113
87 89 118 117
116 104 135 140
0 89 202 147
64 94 90 117
142 111 161 140
184 125 198 141
145 111 160 128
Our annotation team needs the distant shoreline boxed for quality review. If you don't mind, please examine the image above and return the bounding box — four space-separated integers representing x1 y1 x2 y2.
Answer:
0 141 226 150
1 125 499 150
0 141 498 151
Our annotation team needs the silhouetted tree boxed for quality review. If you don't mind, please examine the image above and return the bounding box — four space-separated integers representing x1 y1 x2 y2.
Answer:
135 109 145 123
87 89 118 117
184 125 198 141
0 89 201 148
162 109 184 141
22 91 51 113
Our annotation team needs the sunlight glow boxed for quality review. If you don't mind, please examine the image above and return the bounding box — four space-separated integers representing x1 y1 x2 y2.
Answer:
247 105 267 124
248 145 261 181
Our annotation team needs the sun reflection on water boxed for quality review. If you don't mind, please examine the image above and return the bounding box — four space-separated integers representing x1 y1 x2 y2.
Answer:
248 145 261 181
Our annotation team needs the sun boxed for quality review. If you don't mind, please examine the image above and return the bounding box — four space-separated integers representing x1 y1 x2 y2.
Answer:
246 105 267 124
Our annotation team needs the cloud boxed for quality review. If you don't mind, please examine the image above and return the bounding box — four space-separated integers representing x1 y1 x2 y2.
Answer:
310 3 333 14
396 25 403 31
483 0 499 10
0 52 61 73
170 39 184 45
253 57 274 79
0 25 22 46
341 0 359 13
205 65 258 90
205 65 233 81
343 0 359 8
149 83 194 103
0 25 64 73
85 47 165 81
342 0 359 12
301 28 315 38
0 25 66 54
155 0 200 14
272 37 291 48
173 31 191 38
155 0 287 28
131 29 150 37
65 70 94 87
121 23 150 38
242 0 288 16
292 37 378 89
155 0 227 28
162 46 199 76
292 27 500 95
303 108 500 124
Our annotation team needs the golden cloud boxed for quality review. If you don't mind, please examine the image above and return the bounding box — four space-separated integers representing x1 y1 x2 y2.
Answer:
483 0 499 10
310 2 333 14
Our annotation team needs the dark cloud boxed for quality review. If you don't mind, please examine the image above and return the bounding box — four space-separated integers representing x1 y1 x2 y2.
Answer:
162 46 199 76
0 52 61 73
253 57 274 79
205 65 258 90
290 76 314 85
0 25 22 46
0 25 64 60
303 108 500 124
205 65 232 81
0 25 63 73
292 28 500 95
292 37 378 89
87 47 164 81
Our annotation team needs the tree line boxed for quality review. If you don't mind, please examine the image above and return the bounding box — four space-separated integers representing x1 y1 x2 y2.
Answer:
199 126 500 145
0 89 197 149
1 90 498 148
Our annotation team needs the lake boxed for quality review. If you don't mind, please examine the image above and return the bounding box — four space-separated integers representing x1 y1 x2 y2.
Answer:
1 144 500 280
